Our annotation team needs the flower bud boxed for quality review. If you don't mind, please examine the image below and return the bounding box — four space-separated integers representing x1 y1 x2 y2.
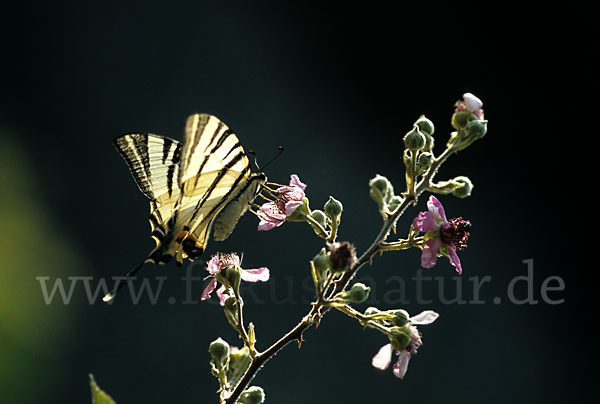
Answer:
312 248 332 274
310 210 327 229
369 175 394 209
370 174 390 195
414 115 434 136
223 295 239 328
466 119 487 139
226 265 241 293
384 186 395 204
451 111 476 130
238 386 265 404
227 346 251 385
209 337 230 364
286 198 310 222
429 179 457 194
308 210 328 237
348 282 371 303
224 295 237 311
417 152 433 171
328 241 357 273
423 134 435 153
324 196 343 222
451 176 474 198
463 92 483 112
248 322 256 351
364 307 381 316
391 309 410 327
403 126 426 152
369 186 385 207
389 326 412 351
388 195 403 212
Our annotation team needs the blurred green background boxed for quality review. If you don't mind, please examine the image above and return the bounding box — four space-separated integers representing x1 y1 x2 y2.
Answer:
0 1 593 403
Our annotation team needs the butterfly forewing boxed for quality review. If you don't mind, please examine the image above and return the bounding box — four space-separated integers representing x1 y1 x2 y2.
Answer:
175 114 254 249
114 133 182 203
179 113 249 191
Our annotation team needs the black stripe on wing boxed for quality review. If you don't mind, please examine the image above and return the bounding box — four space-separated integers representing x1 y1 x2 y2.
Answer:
180 114 249 190
188 152 250 225
184 114 211 171
114 133 182 200
162 137 174 164
202 166 259 225
193 130 236 187
133 135 150 180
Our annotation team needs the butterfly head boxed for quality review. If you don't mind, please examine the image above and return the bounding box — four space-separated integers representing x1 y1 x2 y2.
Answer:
251 172 267 195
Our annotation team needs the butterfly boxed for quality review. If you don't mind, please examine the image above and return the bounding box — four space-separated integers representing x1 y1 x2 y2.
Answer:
104 113 267 301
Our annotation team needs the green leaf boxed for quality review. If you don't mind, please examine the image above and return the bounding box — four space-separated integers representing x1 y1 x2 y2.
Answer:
89 374 116 404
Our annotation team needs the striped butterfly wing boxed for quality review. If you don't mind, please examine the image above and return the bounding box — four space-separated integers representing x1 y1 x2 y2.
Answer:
174 113 254 252
107 119 262 301
114 133 182 241
212 175 264 241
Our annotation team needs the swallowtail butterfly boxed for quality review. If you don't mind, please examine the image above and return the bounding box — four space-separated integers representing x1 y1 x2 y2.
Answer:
104 113 266 301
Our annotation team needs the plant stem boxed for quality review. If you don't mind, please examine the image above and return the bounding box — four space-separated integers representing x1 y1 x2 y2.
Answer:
304 213 329 239
233 291 250 352
336 305 391 335
224 314 315 404
224 145 455 404
329 145 454 297
326 218 338 243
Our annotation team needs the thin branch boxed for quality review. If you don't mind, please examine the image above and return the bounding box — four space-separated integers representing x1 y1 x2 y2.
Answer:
304 213 329 239
329 145 455 298
326 218 338 243
233 290 250 349
223 145 456 404
224 314 315 404
336 305 391 335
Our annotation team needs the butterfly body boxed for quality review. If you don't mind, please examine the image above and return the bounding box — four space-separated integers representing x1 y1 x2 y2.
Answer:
114 113 265 267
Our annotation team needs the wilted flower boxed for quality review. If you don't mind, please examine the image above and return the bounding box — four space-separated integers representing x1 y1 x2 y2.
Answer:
201 253 269 305
454 92 484 120
328 241 357 272
257 174 307 231
413 196 470 274
371 310 438 379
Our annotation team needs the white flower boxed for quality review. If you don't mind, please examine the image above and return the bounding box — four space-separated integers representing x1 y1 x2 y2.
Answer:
462 92 483 112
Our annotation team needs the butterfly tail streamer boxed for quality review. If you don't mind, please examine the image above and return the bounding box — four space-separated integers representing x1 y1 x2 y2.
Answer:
102 258 152 302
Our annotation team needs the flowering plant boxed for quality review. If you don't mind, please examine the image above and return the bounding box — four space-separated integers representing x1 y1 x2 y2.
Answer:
90 93 488 404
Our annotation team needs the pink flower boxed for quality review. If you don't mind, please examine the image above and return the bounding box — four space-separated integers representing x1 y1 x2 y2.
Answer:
454 92 484 120
412 196 470 274
201 253 269 305
257 174 307 231
371 310 439 379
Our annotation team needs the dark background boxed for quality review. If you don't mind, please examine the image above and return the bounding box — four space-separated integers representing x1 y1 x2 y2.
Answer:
1 2 594 404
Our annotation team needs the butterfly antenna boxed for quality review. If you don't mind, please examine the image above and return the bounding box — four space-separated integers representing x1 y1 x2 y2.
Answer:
261 146 285 171
102 259 147 302
248 150 261 171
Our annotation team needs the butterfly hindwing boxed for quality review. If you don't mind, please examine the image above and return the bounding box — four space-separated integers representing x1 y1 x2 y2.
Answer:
213 174 264 241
